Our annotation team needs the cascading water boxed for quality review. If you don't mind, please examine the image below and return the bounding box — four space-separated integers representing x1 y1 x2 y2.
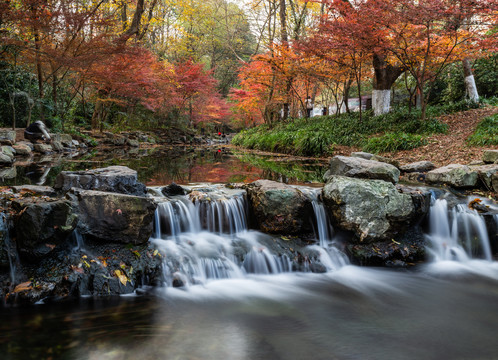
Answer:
425 197 494 262
150 184 348 287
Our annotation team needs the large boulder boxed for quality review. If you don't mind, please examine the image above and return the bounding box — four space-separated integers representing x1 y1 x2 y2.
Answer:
322 176 427 242
426 164 479 188
12 143 32 156
483 150 498 164
54 166 146 196
400 161 436 173
33 143 53 154
0 130 16 145
470 164 498 192
72 189 156 244
0 152 13 165
370 154 400 168
324 155 400 184
244 180 312 234
12 199 77 260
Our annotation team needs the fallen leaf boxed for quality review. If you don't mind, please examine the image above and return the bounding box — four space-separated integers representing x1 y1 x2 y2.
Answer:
13 281 32 293
114 270 128 286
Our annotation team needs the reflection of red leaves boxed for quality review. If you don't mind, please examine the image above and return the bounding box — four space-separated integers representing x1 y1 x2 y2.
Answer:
116 209 122 215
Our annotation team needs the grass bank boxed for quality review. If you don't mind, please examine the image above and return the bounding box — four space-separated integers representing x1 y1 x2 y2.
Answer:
232 101 485 157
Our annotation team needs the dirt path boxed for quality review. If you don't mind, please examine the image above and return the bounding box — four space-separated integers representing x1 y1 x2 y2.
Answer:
387 106 498 166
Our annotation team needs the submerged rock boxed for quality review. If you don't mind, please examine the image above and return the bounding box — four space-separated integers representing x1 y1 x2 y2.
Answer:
54 165 146 196
324 155 400 184
322 176 427 242
426 164 479 188
244 180 312 234
72 189 156 244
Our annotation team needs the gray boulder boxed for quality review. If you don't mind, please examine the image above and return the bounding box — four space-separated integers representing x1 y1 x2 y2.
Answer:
0 152 13 165
370 154 400 168
0 130 16 145
2 146 16 159
73 189 156 244
482 150 498 164
12 199 77 259
33 143 53 154
0 167 16 179
469 164 498 192
400 161 436 173
54 166 146 196
244 180 312 234
51 140 64 152
12 185 57 197
322 176 425 242
325 155 400 184
127 138 140 147
351 152 374 160
426 164 479 188
12 143 32 156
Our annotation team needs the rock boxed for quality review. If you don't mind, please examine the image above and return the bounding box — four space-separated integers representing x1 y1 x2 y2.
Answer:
396 185 431 219
12 143 32 156
12 185 57 197
325 155 400 184
73 189 156 244
370 154 400 168
12 199 77 260
244 180 312 234
400 161 436 173
51 140 64 152
162 182 186 196
469 164 498 192
127 138 140 147
2 145 16 158
0 130 16 145
71 139 80 147
0 167 16 179
113 136 126 146
322 176 423 242
426 164 479 188
54 166 146 196
6 281 55 305
403 172 427 184
483 150 498 164
0 152 13 164
351 151 374 160
60 134 73 147
33 143 53 154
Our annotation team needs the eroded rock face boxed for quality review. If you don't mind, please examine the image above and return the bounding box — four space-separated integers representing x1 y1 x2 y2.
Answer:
244 180 312 234
322 176 427 242
324 155 400 184
12 199 77 260
73 189 156 244
426 164 479 188
54 166 146 196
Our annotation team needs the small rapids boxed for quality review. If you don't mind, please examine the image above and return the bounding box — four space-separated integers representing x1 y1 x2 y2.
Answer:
149 185 348 288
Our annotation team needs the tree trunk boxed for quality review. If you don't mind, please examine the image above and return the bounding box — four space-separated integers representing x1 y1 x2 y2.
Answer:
372 54 404 116
34 29 44 122
462 58 479 102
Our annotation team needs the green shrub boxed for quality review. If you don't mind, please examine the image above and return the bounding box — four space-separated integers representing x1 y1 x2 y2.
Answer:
467 113 498 146
363 132 427 153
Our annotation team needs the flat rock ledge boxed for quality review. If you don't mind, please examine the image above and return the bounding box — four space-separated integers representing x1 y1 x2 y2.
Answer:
325 155 400 184
426 164 479 188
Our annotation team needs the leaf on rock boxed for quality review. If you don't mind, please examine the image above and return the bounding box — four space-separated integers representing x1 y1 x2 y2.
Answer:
114 270 128 286
13 281 32 293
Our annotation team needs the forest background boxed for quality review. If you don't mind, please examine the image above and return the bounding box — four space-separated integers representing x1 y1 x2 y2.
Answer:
0 0 496 138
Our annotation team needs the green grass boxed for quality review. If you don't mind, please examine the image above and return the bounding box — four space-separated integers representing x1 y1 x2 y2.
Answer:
232 103 457 157
467 113 498 146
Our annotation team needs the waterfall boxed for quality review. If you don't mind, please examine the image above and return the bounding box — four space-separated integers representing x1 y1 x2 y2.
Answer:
0 214 20 288
426 198 493 262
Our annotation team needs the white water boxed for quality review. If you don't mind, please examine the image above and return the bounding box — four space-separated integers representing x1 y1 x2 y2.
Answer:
150 185 348 287
426 198 493 262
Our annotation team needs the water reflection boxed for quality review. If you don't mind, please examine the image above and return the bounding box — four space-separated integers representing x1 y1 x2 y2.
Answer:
0 147 328 187
1 268 498 360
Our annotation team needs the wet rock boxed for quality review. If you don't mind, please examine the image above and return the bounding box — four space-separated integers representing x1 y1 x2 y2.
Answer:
12 143 32 156
6 281 55 305
161 182 186 196
73 189 156 244
33 143 53 154
12 199 77 260
244 180 312 234
426 164 479 188
400 161 436 173
396 185 431 220
11 185 57 197
469 164 498 192
54 166 146 196
483 150 498 164
351 151 374 160
0 152 13 164
2 145 16 159
322 176 421 242
127 138 140 147
370 154 400 168
324 155 400 184
0 167 16 179
0 130 16 145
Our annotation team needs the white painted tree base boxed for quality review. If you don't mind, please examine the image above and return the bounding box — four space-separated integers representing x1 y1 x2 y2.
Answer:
464 75 479 103
372 90 391 116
